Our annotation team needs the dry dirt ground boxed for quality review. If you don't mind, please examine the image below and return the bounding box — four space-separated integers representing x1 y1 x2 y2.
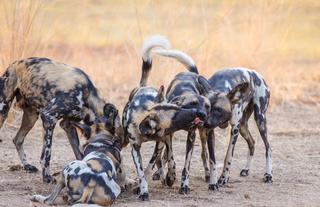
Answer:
0 102 319 207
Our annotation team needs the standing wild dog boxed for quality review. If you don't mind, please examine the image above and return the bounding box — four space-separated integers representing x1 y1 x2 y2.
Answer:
148 49 214 194
153 64 272 190
123 36 203 200
0 57 121 183
31 103 133 206
198 68 272 185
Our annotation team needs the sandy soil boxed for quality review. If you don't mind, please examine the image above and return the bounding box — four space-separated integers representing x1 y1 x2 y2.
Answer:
0 102 319 207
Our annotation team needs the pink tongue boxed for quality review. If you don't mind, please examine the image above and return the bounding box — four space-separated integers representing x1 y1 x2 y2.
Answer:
194 117 202 125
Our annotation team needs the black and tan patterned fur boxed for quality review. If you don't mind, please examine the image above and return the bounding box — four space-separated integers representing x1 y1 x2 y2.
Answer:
122 36 202 201
31 104 134 206
0 57 121 183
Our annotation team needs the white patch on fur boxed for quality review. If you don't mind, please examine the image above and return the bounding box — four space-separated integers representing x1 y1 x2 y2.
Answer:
76 91 84 107
50 98 56 103
0 101 5 111
245 151 253 170
132 148 148 194
141 35 170 62
133 99 140 106
224 81 232 90
266 148 272 175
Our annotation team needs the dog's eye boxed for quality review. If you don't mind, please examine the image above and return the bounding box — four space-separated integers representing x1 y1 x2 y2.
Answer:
216 108 223 113
189 101 197 106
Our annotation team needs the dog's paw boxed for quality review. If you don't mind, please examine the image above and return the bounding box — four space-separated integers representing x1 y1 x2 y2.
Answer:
179 186 190 195
138 192 149 201
43 175 56 184
152 171 161 181
205 175 210 183
263 173 273 183
24 164 38 173
240 169 249 177
218 175 229 186
208 184 219 191
30 195 45 203
165 172 176 187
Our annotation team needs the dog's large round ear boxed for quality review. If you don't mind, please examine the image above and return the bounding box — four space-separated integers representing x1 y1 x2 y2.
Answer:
103 103 118 118
71 121 91 139
197 76 213 95
139 113 159 136
155 85 165 103
227 82 249 104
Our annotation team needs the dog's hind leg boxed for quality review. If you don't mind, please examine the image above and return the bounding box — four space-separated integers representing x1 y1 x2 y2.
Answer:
60 119 83 160
31 179 65 204
13 107 39 172
199 129 210 182
239 102 255 177
179 130 196 194
254 104 272 183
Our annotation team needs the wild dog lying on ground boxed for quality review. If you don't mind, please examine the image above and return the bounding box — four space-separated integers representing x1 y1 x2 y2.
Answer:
31 103 133 206
0 57 121 183
122 36 203 200
147 49 214 194
199 67 272 185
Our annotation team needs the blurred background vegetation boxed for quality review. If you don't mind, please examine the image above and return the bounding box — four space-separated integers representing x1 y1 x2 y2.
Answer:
0 0 319 106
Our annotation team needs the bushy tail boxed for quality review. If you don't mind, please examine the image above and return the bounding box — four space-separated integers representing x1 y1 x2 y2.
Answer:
140 35 170 86
153 49 198 74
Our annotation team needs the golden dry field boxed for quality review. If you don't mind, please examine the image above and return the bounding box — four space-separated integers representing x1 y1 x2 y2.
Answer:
0 0 319 206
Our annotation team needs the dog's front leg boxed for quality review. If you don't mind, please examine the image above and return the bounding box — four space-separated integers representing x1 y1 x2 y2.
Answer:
163 135 176 187
131 143 149 201
218 122 240 186
60 119 83 160
145 141 165 180
40 112 58 184
179 130 196 194
206 129 218 190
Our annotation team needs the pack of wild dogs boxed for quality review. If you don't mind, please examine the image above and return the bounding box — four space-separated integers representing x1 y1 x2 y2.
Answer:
0 35 272 206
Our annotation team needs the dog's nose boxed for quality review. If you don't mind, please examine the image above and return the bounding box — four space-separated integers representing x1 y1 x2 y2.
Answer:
196 110 207 120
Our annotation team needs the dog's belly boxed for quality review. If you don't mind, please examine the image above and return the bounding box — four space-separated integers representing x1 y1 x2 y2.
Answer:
63 153 121 204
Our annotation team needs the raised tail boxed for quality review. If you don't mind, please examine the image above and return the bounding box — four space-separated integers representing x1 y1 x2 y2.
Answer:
139 35 170 87
153 49 198 74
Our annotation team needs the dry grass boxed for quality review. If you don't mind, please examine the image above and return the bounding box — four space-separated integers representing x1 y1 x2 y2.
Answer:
0 0 319 106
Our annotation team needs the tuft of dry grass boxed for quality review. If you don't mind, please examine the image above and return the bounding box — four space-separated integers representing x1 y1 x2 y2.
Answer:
0 0 318 107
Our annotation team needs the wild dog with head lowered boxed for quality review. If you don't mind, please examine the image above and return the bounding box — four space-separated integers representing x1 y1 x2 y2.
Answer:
122 36 202 200
0 57 122 183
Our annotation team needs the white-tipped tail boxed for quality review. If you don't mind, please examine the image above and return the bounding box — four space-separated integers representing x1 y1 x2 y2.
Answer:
141 35 170 63
153 49 198 73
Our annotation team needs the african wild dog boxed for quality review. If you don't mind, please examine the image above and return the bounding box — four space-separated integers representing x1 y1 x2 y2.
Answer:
31 103 134 206
0 57 122 183
147 49 214 194
198 68 272 185
122 36 203 200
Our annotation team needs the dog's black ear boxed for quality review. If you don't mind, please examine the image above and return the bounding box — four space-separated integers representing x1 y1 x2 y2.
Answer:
103 103 117 117
197 76 212 95
139 113 159 136
155 85 165 103
71 121 91 139
227 82 249 104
